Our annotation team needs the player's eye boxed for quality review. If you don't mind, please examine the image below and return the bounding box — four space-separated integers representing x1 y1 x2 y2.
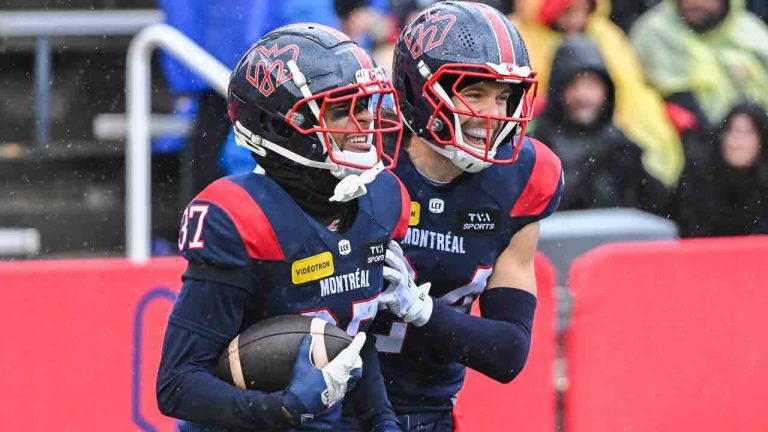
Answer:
462 92 481 102
328 102 351 120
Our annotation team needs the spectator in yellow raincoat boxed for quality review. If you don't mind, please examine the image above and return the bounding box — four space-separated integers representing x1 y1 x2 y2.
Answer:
630 0 768 127
511 0 684 186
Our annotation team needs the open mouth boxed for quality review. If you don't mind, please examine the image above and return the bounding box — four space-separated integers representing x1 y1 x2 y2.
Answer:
343 135 371 152
462 127 490 150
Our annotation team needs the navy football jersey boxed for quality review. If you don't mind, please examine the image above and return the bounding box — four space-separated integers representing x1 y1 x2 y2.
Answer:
179 171 410 337
370 138 564 411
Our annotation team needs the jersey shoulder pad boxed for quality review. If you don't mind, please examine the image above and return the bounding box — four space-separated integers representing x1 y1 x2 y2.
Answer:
179 177 285 268
367 171 411 240
508 137 563 220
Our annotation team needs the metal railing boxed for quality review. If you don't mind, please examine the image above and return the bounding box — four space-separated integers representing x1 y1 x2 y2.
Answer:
0 10 164 148
126 24 230 262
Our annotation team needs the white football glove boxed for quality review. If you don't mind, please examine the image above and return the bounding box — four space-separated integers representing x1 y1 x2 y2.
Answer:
283 332 365 424
379 241 433 327
318 332 365 406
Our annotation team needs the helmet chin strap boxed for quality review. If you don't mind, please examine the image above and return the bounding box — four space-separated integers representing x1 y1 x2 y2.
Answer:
329 161 384 202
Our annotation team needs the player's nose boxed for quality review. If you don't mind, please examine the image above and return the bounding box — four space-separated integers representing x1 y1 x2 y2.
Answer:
354 105 374 127
472 94 500 118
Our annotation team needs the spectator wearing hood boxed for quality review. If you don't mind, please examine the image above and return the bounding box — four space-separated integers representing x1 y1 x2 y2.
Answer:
510 0 684 188
631 0 768 129
531 36 669 213
674 103 768 237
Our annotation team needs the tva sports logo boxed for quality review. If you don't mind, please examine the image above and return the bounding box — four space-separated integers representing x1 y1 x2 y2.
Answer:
403 10 457 59
246 43 300 97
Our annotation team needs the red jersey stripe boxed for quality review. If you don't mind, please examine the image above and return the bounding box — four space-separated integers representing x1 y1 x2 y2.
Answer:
195 179 285 261
388 172 412 240
510 139 563 217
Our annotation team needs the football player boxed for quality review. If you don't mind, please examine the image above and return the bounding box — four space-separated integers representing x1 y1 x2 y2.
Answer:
340 2 564 431
156 24 410 431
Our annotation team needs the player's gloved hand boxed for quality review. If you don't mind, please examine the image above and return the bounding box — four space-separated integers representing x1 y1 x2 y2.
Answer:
379 240 433 327
282 333 366 425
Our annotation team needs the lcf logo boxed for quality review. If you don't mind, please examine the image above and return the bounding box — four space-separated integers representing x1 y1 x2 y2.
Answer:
246 43 300 97
403 10 457 59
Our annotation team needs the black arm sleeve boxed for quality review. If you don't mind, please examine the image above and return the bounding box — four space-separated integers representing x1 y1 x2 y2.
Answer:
417 288 537 383
156 276 292 430
343 334 398 430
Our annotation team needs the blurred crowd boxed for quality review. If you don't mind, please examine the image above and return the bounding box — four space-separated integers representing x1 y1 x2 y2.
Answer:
159 0 768 238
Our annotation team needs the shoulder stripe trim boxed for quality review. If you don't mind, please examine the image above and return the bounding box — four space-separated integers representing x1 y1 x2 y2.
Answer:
389 171 412 240
511 138 563 217
195 179 285 261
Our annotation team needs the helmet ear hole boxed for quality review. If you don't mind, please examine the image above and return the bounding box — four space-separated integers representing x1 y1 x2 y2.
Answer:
259 110 294 139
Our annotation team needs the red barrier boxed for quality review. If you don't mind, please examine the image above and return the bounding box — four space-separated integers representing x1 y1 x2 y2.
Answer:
456 253 557 432
566 236 768 431
0 254 557 431
0 258 185 431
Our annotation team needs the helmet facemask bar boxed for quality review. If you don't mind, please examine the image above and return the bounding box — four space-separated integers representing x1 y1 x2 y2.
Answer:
285 69 403 172
422 63 537 165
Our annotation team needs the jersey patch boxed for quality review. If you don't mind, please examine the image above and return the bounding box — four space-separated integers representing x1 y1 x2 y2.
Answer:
409 202 421 226
291 251 334 284
361 240 388 268
455 208 501 234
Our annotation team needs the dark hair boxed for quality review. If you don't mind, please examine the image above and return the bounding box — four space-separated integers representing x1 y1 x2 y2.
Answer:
335 0 369 20
713 102 768 183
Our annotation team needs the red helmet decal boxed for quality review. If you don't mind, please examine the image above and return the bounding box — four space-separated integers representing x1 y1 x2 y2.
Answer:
403 11 457 60
246 43 300 97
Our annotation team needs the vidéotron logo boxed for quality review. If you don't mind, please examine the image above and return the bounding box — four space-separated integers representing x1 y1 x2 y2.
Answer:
403 10 457 59
246 43 300 97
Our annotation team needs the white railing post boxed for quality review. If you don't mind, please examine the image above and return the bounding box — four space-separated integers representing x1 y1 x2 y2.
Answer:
126 24 230 262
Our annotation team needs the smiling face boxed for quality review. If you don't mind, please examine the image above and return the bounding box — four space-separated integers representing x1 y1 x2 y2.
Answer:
322 97 375 153
324 98 373 153
449 80 512 151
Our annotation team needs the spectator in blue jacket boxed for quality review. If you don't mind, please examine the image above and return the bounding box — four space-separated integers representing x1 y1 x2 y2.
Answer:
157 0 340 194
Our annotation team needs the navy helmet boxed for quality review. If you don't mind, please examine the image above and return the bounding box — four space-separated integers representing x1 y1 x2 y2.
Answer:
228 23 402 179
393 1 537 172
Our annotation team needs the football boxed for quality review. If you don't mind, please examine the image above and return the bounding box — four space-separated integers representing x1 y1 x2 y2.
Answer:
215 314 353 392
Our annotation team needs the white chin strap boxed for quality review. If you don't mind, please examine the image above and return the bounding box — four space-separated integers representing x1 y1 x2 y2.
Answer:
417 60 524 173
329 161 384 202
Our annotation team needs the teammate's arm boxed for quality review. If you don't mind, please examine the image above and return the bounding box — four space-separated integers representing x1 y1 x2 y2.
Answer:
381 223 539 383
485 220 539 294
